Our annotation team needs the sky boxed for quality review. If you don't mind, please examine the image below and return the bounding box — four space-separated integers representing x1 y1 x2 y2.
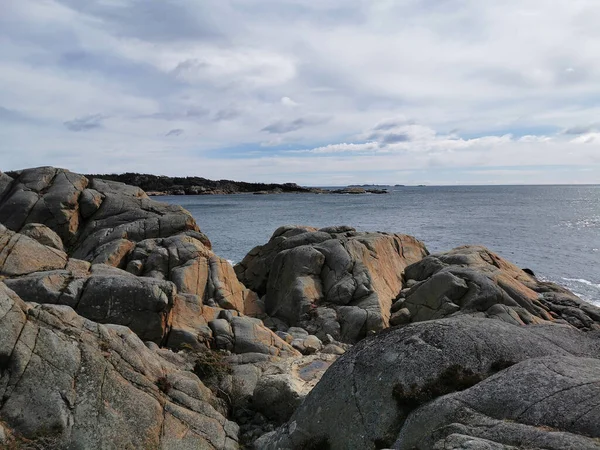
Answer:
1 0 600 185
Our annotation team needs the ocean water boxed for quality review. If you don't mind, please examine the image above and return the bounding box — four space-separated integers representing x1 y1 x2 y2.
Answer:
159 185 600 306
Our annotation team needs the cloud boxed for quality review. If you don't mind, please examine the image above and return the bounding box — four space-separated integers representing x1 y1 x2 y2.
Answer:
166 128 184 137
1 1 600 184
382 133 411 144
262 115 331 134
563 124 599 135
0 106 30 123
63 114 105 132
213 108 241 122
281 96 298 107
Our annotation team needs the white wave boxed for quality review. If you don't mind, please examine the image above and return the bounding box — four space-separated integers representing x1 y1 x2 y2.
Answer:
562 278 600 290
227 259 236 266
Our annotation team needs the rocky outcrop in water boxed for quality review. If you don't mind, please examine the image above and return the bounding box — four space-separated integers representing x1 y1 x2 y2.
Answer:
235 225 428 343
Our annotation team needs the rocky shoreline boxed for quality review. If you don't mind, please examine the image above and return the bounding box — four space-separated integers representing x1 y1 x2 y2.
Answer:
0 167 599 449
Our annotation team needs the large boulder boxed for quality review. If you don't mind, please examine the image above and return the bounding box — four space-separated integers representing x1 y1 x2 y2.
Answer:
235 225 428 342
3 263 175 344
395 356 600 449
0 282 239 449
256 317 600 449
398 246 600 330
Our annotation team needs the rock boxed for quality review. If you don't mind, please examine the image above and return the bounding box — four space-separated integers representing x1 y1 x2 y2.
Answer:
210 319 235 351
256 316 600 449
0 282 239 449
5 266 176 343
77 274 175 342
222 353 339 446
20 223 65 251
0 224 67 276
79 188 103 218
433 434 518 450
252 375 303 424
402 246 600 330
0 168 261 349
276 331 293 343
391 298 406 313
396 356 600 450
302 335 323 354
235 226 428 342
0 167 87 245
129 234 260 317
210 315 300 358
287 327 309 340
321 344 346 355
390 307 411 326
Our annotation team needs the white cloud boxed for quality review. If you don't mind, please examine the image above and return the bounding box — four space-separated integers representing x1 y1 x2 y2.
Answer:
281 96 298 107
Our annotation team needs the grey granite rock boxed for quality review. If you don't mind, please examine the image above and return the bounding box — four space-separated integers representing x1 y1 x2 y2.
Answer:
402 245 600 330
0 282 239 449
256 316 600 449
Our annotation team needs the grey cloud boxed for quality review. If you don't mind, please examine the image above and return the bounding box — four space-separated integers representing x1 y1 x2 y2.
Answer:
54 1 223 43
143 108 210 121
262 116 331 134
166 129 184 137
382 133 411 144
374 119 411 131
172 59 210 80
213 108 241 122
563 125 598 135
0 106 29 123
186 107 210 118
63 114 105 132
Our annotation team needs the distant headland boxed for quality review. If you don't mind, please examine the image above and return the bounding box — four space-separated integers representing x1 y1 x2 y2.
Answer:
77 172 389 195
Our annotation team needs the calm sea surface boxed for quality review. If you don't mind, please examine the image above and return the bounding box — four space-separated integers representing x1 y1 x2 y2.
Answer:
159 186 600 306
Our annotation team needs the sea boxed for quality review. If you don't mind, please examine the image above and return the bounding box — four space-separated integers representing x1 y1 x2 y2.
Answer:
159 185 600 306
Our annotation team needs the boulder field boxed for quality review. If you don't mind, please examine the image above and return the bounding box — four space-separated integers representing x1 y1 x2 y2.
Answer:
0 167 598 449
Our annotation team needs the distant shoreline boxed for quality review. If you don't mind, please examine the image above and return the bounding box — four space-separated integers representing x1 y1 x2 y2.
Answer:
80 172 390 196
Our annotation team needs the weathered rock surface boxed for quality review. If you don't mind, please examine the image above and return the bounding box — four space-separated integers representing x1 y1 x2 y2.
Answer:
0 282 239 449
19 223 65 251
235 225 428 342
221 351 339 446
0 167 260 349
0 224 68 277
396 356 600 450
210 314 300 358
399 245 600 330
256 317 600 449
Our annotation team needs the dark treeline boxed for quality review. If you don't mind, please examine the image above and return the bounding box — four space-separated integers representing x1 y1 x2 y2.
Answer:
83 172 313 195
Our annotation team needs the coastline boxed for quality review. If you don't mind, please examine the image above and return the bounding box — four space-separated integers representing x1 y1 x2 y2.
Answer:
0 167 599 449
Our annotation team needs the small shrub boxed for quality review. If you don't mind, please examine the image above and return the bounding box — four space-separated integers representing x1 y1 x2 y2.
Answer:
193 350 232 384
156 375 172 393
